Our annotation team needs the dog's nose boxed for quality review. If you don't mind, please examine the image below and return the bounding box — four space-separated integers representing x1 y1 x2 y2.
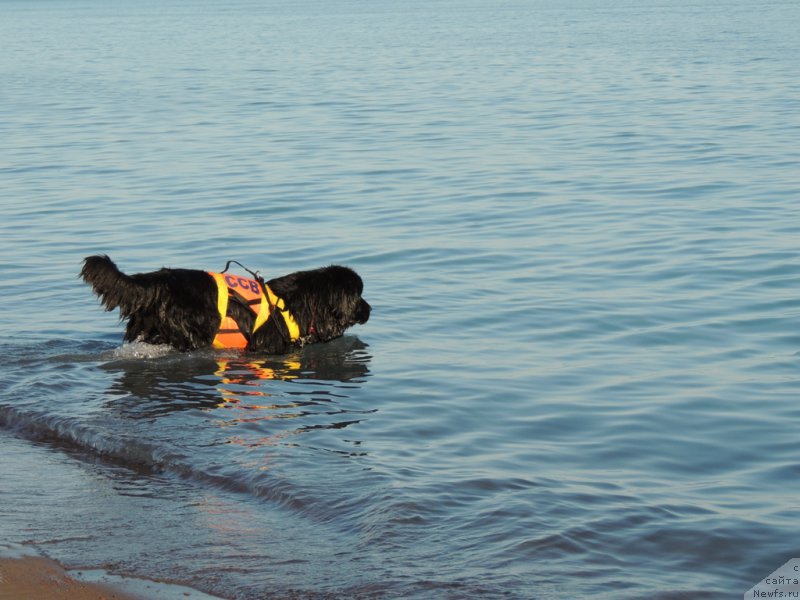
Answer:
358 299 371 323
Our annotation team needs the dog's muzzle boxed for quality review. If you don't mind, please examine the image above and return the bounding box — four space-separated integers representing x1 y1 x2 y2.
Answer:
356 299 371 324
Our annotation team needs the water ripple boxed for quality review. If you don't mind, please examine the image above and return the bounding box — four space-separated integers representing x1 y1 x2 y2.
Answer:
2 0 799 598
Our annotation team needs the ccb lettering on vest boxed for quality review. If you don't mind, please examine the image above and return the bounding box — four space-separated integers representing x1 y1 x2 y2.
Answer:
224 274 261 296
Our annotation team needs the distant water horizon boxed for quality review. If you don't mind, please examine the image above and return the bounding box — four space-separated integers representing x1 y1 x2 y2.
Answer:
2 1 799 598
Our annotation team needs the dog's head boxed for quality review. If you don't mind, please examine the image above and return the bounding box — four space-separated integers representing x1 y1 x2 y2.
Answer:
269 265 370 341
320 265 370 330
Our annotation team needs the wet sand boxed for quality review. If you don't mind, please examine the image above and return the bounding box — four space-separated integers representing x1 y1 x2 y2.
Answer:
0 555 139 600
0 554 224 600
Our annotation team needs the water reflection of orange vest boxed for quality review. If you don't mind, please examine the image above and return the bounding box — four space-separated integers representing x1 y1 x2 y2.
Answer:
208 272 300 349
213 358 301 408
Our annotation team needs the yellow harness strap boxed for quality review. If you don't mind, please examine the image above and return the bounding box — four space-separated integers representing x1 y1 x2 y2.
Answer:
261 284 301 341
209 272 300 348
212 272 229 329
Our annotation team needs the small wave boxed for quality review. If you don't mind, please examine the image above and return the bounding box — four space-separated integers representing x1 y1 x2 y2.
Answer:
0 403 326 518
0 404 184 473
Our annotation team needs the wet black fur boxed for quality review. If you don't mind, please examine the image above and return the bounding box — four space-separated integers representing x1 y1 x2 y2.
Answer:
80 255 370 354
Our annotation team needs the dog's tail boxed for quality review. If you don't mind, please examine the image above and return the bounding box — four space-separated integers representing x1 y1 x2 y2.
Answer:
80 255 152 318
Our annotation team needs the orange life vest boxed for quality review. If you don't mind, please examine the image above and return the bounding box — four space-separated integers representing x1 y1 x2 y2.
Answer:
208 272 300 349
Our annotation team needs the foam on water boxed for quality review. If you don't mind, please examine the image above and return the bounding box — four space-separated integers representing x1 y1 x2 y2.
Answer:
0 543 41 560
109 341 177 360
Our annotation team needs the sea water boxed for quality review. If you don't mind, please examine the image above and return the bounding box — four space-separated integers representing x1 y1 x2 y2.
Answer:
1 1 799 598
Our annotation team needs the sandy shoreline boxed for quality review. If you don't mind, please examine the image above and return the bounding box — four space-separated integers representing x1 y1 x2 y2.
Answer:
0 555 139 600
0 554 224 600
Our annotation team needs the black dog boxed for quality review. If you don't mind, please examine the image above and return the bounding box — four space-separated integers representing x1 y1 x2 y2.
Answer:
81 255 370 354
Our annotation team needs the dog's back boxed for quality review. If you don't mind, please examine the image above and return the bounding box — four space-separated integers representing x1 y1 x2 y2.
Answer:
80 255 219 349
